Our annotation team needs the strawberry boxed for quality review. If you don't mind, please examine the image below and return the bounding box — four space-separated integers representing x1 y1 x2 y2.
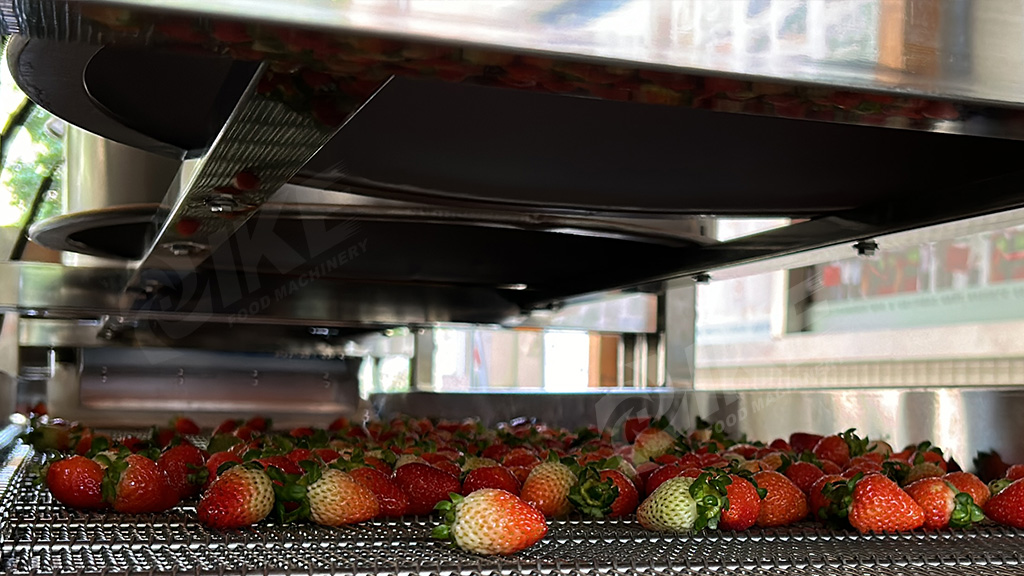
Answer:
393 462 461 516
481 444 510 462
1006 464 1024 481
172 416 201 435
753 471 808 527
809 474 848 525
197 465 274 529
719 473 763 531
102 454 179 514
847 473 925 533
783 461 824 494
306 468 379 526
462 466 521 496
232 170 261 191
813 429 866 469
903 462 945 485
910 442 948 472
974 450 1011 482
944 471 990 508
904 477 984 529
245 416 271 432
789 432 824 454
502 447 541 469
985 477 1024 528
520 461 577 518
213 419 241 435
567 466 638 518
632 417 676 465
623 417 652 443
203 451 243 488
158 443 205 499
433 489 547 555
461 457 500 473
645 463 688 495
349 466 409 517
45 455 106 510
637 472 727 532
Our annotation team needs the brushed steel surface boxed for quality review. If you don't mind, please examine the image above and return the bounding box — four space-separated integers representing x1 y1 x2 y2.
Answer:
373 388 1024 465
63 126 180 213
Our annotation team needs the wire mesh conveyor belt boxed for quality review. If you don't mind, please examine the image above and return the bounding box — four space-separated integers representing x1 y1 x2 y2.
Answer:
4 449 1024 576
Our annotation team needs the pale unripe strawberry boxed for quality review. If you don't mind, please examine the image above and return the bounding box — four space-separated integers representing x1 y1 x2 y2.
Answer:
197 466 274 529
637 477 697 532
520 462 576 517
632 428 675 465
307 469 380 526
434 489 547 555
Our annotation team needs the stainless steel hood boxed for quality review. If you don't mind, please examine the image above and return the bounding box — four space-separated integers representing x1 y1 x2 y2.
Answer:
6 0 1024 329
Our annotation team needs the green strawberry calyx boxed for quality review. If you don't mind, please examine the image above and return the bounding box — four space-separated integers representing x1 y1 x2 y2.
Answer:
689 471 730 531
819 472 863 528
567 466 618 518
431 492 463 541
948 487 985 528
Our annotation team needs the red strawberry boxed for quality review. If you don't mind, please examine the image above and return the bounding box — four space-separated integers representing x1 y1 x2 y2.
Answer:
393 462 461 516
286 448 315 464
809 474 847 524
974 450 1011 482
46 456 106 510
985 477 1024 528
433 489 547 555
232 170 261 191
463 466 521 496
753 471 808 527
789 432 824 453
502 447 541 469
784 461 824 494
306 468 379 526
719 473 763 531
645 463 687 495
203 451 243 489
820 460 842 475
158 443 205 499
314 448 341 464
910 442 948 472
431 459 462 478
508 465 533 485
847 474 925 533
623 417 652 443
197 465 274 529
944 472 990 508
103 454 179 514
213 419 240 435
245 416 271 432
904 477 984 529
520 461 577 518
1006 464 1024 481
813 430 866 469
256 455 303 477
769 438 792 452
481 444 510 462
350 466 409 517
172 416 201 435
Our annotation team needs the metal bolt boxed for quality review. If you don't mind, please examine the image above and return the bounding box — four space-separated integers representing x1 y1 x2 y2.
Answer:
162 241 207 256
206 195 240 213
854 240 879 257
693 273 712 284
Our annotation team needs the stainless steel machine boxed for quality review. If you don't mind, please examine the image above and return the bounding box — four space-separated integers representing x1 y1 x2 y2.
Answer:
3 1 1024 574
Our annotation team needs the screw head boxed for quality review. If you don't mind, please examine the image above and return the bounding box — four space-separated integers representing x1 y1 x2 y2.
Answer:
693 273 712 284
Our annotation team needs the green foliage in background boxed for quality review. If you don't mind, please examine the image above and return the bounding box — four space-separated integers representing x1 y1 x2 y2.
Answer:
1 36 66 231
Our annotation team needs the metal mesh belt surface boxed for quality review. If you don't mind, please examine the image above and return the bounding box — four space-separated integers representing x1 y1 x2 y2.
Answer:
4 451 1024 576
